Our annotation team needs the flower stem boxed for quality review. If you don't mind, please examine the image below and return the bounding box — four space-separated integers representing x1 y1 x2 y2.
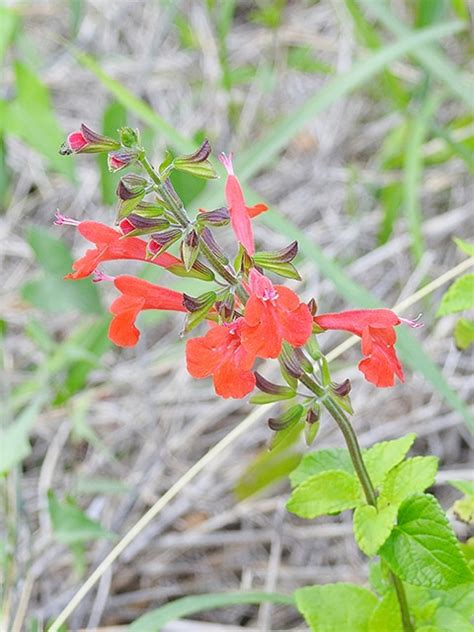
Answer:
323 396 413 632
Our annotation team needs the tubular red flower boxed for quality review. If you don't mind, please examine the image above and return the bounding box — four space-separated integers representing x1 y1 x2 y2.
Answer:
62 124 120 155
219 153 267 255
186 319 256 399
241 269 313 359
109 275 186 347
64 221 182 280
313 309 413 388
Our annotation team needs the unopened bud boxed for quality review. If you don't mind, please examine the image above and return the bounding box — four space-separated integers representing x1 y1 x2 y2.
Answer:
117 174 147 200
201 227 229 265
182 291 217 333
332 379 352 398
147 229 182 258
215 293 235 321
294 348 313 373
60 123 120 155
108 148 139 173
268 404 304 433
119 214 169 237
119 127 139 148
307 298 317 316
197 207 230 227
181 229 201 272
174 139 218 179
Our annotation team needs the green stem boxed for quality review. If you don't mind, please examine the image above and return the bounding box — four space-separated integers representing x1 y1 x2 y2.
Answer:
300 374 413 631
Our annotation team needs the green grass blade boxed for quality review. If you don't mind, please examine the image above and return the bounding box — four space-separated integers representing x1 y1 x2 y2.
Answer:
234 20 464 180
403 92 440 262
129 591 295 631
358 0 473 110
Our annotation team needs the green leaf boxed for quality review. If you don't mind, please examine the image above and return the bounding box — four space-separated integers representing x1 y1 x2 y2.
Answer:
129 591 295 632
294 583 378 632
368 590 403 632
454 238 474 257
5 63 74 180
454 318 474 350
362 434 417 488
287 470 362 519
434 606 474 632
437 275 474 316
47 490 115 545
0 398 43 475
353 504 398 557
27 225 73 275
377 182 403 245
379 456 439 505
380 494 473 589
289 448 354 488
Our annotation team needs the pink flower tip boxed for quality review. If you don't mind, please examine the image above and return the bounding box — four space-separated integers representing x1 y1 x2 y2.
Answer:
92 270 115 283
218 152 234 176
53 210 80 226
399 314 424 329
67 131 87 152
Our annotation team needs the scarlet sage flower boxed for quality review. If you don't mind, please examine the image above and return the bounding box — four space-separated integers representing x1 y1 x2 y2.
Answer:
241 269 313 359
55 215 182 280
186 319 256 399
109 275 186 347
313 309 422 388
219 153 268 255
60 124 120 155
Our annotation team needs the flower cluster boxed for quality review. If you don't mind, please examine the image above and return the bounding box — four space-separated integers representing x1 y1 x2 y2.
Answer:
57 125 422 432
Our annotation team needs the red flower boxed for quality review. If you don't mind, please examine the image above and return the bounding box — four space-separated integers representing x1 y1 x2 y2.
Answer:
241 269 313 359
109 275 186 347
61 124 119 155
313 309 422 388
62 220 182 280
186 319 256 399
219 153 267 255
107 149 137 173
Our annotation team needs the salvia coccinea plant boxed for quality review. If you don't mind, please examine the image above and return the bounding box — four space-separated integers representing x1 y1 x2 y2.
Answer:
56 124 473 632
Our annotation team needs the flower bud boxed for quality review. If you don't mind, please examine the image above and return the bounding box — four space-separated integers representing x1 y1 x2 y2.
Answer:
332 378 352 398
119 126 139 148
147 229 182 258
279 342 303 379
197 207 230 227
215 293 235 321
116 174 148 220
253 243 301 280
294 348 313 373
307 298 318 316
180 229 200 272
201 227 228 265
108 148 139 172
268 404 304 433
119 214 169 237
60 123 120 155
255 372 294 397
182 291 217 333
174 139 218 179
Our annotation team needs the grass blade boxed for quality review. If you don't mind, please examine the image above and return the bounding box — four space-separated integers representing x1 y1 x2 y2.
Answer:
403 91 440 262
129 591 295 631
358 0 473 110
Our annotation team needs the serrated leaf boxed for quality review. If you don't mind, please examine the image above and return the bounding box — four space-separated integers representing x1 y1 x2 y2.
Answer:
295 583 378 632
454 238 474 257
354 504 398 557
437 274 474 316
380 494 473 589
368 590 403 632
289 448 354 488
454 318 474 350
379 456 438 505
363 434 417 488
48 490 115 545
287 470 362 519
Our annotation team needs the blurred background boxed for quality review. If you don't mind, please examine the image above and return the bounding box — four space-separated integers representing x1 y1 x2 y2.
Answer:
1 0 473 630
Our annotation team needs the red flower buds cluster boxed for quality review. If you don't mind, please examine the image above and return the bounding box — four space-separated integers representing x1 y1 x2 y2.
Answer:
57 125 422 425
